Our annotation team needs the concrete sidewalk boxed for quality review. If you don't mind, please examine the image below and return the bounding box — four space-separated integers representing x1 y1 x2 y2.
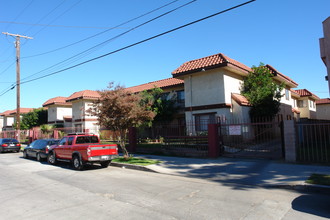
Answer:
112 154 330 193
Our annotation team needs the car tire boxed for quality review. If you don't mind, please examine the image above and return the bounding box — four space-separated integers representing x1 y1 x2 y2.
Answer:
36 153 41 162
48 151 57 165
23 150 28 159
100 160 111 168
72 155 84 170
0 147 3 154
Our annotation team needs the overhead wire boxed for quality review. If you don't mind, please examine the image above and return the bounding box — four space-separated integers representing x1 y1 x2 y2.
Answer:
22 0 181 59
18 0 256 87
22 0 66 35
3 0 34 31
0 21 131 29
29 0 83 38
20 0 196 82
0 0 256 98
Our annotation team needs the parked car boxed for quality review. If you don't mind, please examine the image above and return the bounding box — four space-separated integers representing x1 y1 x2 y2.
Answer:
23 139 59 161
0 138 21 153
48 133 118 170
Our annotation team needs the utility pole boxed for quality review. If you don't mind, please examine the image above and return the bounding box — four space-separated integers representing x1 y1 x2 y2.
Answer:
2 32 32 141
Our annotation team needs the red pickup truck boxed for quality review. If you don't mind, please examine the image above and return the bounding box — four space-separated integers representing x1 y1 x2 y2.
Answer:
47 134 118 170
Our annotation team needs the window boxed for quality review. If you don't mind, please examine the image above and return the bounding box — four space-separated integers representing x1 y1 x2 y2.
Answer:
195 113 216 132
285 89 290 101
298 100 308 108
67 137 74 145
76 136 99 144
177 90 185 103
59 138 67 145
161 92 169 100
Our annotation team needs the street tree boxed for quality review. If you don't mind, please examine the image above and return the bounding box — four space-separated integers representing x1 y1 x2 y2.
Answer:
240 63 284 119
140 87 178 124
88 83 155 158
20 108 48 130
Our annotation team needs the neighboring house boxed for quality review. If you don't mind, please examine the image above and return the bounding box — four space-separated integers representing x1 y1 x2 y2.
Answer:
42 96 72 127
293 89 319 119
126 77 185 124
0 108 34 131
0 115 3 131
320 16 330 93
65 90 101 134
316 98 330 120
171 53 299 131
290 89 301 120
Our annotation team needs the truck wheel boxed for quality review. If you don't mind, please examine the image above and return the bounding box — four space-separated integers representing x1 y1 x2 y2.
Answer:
48 151 57 165
100 160 111 168
72 155 84 170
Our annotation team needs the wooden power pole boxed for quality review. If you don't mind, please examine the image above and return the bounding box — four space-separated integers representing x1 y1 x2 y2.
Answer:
2 32 32 141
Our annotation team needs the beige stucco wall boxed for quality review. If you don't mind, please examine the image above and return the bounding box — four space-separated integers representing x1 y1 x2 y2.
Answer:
320 17 330 94
298 97 316 118
223 72 243 103
184 69 226 107
71 100 98 132
317 104 330 120
48 105 72 123
5 116 14 127
0 117 3 130
231 100 251 122
182 68 247 125
280 88 292 106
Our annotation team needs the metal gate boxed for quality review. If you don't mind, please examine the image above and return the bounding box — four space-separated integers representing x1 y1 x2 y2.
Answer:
219 121 284 159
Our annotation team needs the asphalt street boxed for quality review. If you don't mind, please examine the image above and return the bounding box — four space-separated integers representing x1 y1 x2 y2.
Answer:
0 152 329 220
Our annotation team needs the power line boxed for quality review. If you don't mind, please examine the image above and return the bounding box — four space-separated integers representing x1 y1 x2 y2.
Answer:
4 0 34 30
22 0 181 59
30 0 83 37
19 0 256 86
0 61 15 77
21 0 196 81
0 21 131 29
23 0 66 34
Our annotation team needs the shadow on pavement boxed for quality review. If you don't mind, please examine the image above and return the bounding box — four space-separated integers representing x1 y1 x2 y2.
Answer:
292 194 330 218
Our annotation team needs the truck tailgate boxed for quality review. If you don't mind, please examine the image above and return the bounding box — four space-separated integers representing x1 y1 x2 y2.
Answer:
89 144 118 157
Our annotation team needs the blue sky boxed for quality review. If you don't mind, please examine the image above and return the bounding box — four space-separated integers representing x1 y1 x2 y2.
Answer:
0 0 329 113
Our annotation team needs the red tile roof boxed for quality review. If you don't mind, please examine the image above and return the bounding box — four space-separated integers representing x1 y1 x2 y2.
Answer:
316 98 330 105
10 108 34 115
294 89 320 100
231 93 250 106
126 78 184 93
290 89 300 97
66 90 101 102
0 110 13 116
172 53 251 76
264 65 298 87
0 108 34 116
43 96 72 107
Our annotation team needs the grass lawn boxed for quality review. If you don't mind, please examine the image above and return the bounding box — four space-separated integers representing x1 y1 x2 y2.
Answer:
306 173 330 186
112 157 161 166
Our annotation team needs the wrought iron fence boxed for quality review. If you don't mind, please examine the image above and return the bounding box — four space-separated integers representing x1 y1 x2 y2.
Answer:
136 122 209 157
219 119 284 159
296 121 330 164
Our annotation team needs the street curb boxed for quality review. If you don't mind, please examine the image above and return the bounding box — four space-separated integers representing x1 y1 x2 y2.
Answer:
270 183 330 194
111 162 330 194
110 162 158 173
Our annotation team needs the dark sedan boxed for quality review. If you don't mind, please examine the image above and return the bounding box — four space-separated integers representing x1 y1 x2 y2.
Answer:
0 138 21 153
23 139 58 161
